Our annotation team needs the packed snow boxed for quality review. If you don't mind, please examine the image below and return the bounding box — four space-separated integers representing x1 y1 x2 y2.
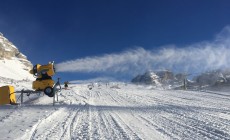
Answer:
1 81 230 140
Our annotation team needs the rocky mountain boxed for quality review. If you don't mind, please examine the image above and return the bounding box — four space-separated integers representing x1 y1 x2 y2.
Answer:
0 33 32 68
131 70 186 88
0 32 34 80
193 69 230 87
131 71 162 86
132 69 230 89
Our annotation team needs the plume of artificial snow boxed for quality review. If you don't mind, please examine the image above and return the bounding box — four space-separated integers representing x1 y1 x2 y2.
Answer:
56 26 230 76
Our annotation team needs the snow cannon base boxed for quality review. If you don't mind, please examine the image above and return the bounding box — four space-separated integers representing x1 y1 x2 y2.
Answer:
32 79 55 92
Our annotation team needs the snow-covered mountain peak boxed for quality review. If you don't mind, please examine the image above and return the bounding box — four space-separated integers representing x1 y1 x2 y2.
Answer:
131 71 162 86
0 33 17 53
0 33 34 80
144 71 159 80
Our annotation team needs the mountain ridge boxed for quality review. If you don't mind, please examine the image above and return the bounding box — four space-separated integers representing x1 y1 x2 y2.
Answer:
0 32 34 80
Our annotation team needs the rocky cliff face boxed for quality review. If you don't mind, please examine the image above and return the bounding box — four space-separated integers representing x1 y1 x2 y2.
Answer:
131 71 162 86
131 70 177 85
132 69 230 90
131 70 189 89
0 32 32 70
193 70 230 86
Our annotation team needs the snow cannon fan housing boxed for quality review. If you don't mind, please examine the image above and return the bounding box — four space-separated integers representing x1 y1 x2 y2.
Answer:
30 62 56 97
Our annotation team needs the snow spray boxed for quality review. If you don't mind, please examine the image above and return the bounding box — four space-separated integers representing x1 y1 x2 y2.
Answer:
55 26 230 75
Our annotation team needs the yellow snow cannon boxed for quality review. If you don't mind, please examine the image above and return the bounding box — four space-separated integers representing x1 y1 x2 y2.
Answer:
30 62 56 97
0 86 16 105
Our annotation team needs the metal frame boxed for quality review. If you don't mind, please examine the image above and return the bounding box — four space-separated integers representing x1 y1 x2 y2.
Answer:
15 78 62 106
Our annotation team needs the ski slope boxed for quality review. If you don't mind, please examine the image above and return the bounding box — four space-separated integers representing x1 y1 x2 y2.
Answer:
1 83 230 140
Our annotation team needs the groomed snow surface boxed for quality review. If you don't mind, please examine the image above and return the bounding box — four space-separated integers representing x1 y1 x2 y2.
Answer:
1 82 230 140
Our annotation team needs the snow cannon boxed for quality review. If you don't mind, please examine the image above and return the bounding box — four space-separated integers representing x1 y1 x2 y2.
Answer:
0 86 17 105
30 61 56 97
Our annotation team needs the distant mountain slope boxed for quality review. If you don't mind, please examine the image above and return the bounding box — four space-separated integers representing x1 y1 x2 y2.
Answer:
132 69 230 89
131 71 162 86
193 69 230 87
0 33 34 80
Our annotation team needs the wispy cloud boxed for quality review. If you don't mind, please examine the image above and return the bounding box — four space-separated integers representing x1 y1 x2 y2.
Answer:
56 26 230 76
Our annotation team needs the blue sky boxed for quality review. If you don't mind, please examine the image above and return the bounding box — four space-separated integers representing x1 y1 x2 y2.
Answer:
1 0 230 81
